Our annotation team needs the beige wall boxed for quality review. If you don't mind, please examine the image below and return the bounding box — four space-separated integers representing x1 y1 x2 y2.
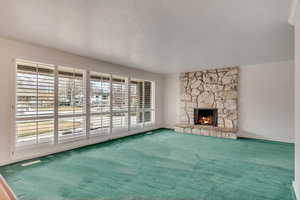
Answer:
164 61 295 143
0 37 165 165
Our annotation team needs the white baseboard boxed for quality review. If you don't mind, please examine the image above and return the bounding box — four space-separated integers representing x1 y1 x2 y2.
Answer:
294 181 299 200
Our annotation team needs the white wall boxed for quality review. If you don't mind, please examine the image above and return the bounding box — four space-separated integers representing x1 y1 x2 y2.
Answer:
294 4 300 198
0 37 165 166
239 61 294 143
164 61 295 143
164 74 180 128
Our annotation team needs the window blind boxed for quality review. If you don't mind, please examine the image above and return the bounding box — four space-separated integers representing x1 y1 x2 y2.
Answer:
90 72 111 136
16 61 54 145
112 76 128 131
15 59 156 148
130 79 143 129
144 81 152 110
144 81 154 124
90 73 111 113
58 67 86 142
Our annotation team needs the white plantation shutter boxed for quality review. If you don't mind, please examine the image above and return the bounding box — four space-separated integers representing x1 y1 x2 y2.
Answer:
16 61 55 146
58 67 86 142
144 81 155 125
130 80 143 129
112 76 128 132
90 72 111 136
15 59 156 148
130 80 143 111
90 114 110 135
144 81 152 110
129 79 155 128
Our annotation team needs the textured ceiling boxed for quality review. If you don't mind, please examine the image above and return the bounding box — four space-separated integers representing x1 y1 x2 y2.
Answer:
0 0 294 74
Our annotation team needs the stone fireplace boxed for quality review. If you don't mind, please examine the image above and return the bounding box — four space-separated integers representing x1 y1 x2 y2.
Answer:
175 67 239 139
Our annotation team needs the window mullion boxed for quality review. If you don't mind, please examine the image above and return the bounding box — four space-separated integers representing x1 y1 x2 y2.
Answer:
54 66 59 145
86 70 90 139
142 81 145 128
100 77 103 130
109 74 113 135
128 77 131 131
72 71 75 136
36 67 39 144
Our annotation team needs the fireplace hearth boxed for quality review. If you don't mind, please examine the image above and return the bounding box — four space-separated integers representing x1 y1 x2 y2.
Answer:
194 108 218 126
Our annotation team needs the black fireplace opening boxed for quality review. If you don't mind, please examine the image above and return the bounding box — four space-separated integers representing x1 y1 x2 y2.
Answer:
194 108 218 126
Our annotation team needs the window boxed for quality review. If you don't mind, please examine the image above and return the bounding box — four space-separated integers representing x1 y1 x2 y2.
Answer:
90 72 111 136
143 81 155 126
130 79 143 129
15 59 155 148
129 79 155 129
58 67 86 142
16 61 55 146
112 76 129 132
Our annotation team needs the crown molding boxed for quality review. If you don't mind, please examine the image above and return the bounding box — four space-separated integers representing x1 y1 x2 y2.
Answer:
289 0 299 25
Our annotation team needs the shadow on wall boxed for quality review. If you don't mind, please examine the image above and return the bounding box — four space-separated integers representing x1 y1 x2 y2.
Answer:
238 130 258 138
238 130 287 143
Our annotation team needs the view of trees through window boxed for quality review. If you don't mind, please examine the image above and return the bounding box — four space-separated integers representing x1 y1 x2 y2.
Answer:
15 60 155 147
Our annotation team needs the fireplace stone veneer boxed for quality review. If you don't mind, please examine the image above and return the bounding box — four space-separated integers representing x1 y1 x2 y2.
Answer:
175 67 239 139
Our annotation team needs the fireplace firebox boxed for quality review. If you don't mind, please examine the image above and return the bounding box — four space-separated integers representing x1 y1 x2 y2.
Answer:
194 108 218 126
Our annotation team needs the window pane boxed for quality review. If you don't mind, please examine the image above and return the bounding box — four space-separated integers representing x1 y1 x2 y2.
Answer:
90 72 111 113
112 76 128 132
112 76 128 112
16 65 38 118
58 116 85 142
16 119 37 146
37 119 54 144
144 111 155 125
16 62 54 146
130 112 143 129
16 119 54 146
58 68 85 115
130 80 143 112
58 75 73 114
74 75 85 114
144 81 152 109
58 67 86 143
37 67 54 117
112 112 128 132
90 114 110 136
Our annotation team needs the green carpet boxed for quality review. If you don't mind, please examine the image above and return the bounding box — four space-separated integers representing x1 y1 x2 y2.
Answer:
0 129 295 200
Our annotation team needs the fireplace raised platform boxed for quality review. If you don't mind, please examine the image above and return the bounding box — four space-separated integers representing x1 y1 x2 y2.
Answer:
174 123 238 139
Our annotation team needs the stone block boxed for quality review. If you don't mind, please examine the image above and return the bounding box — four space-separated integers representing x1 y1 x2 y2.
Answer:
174 127 183 133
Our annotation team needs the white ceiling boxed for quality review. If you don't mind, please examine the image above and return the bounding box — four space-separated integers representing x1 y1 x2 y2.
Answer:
0 0 294 74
